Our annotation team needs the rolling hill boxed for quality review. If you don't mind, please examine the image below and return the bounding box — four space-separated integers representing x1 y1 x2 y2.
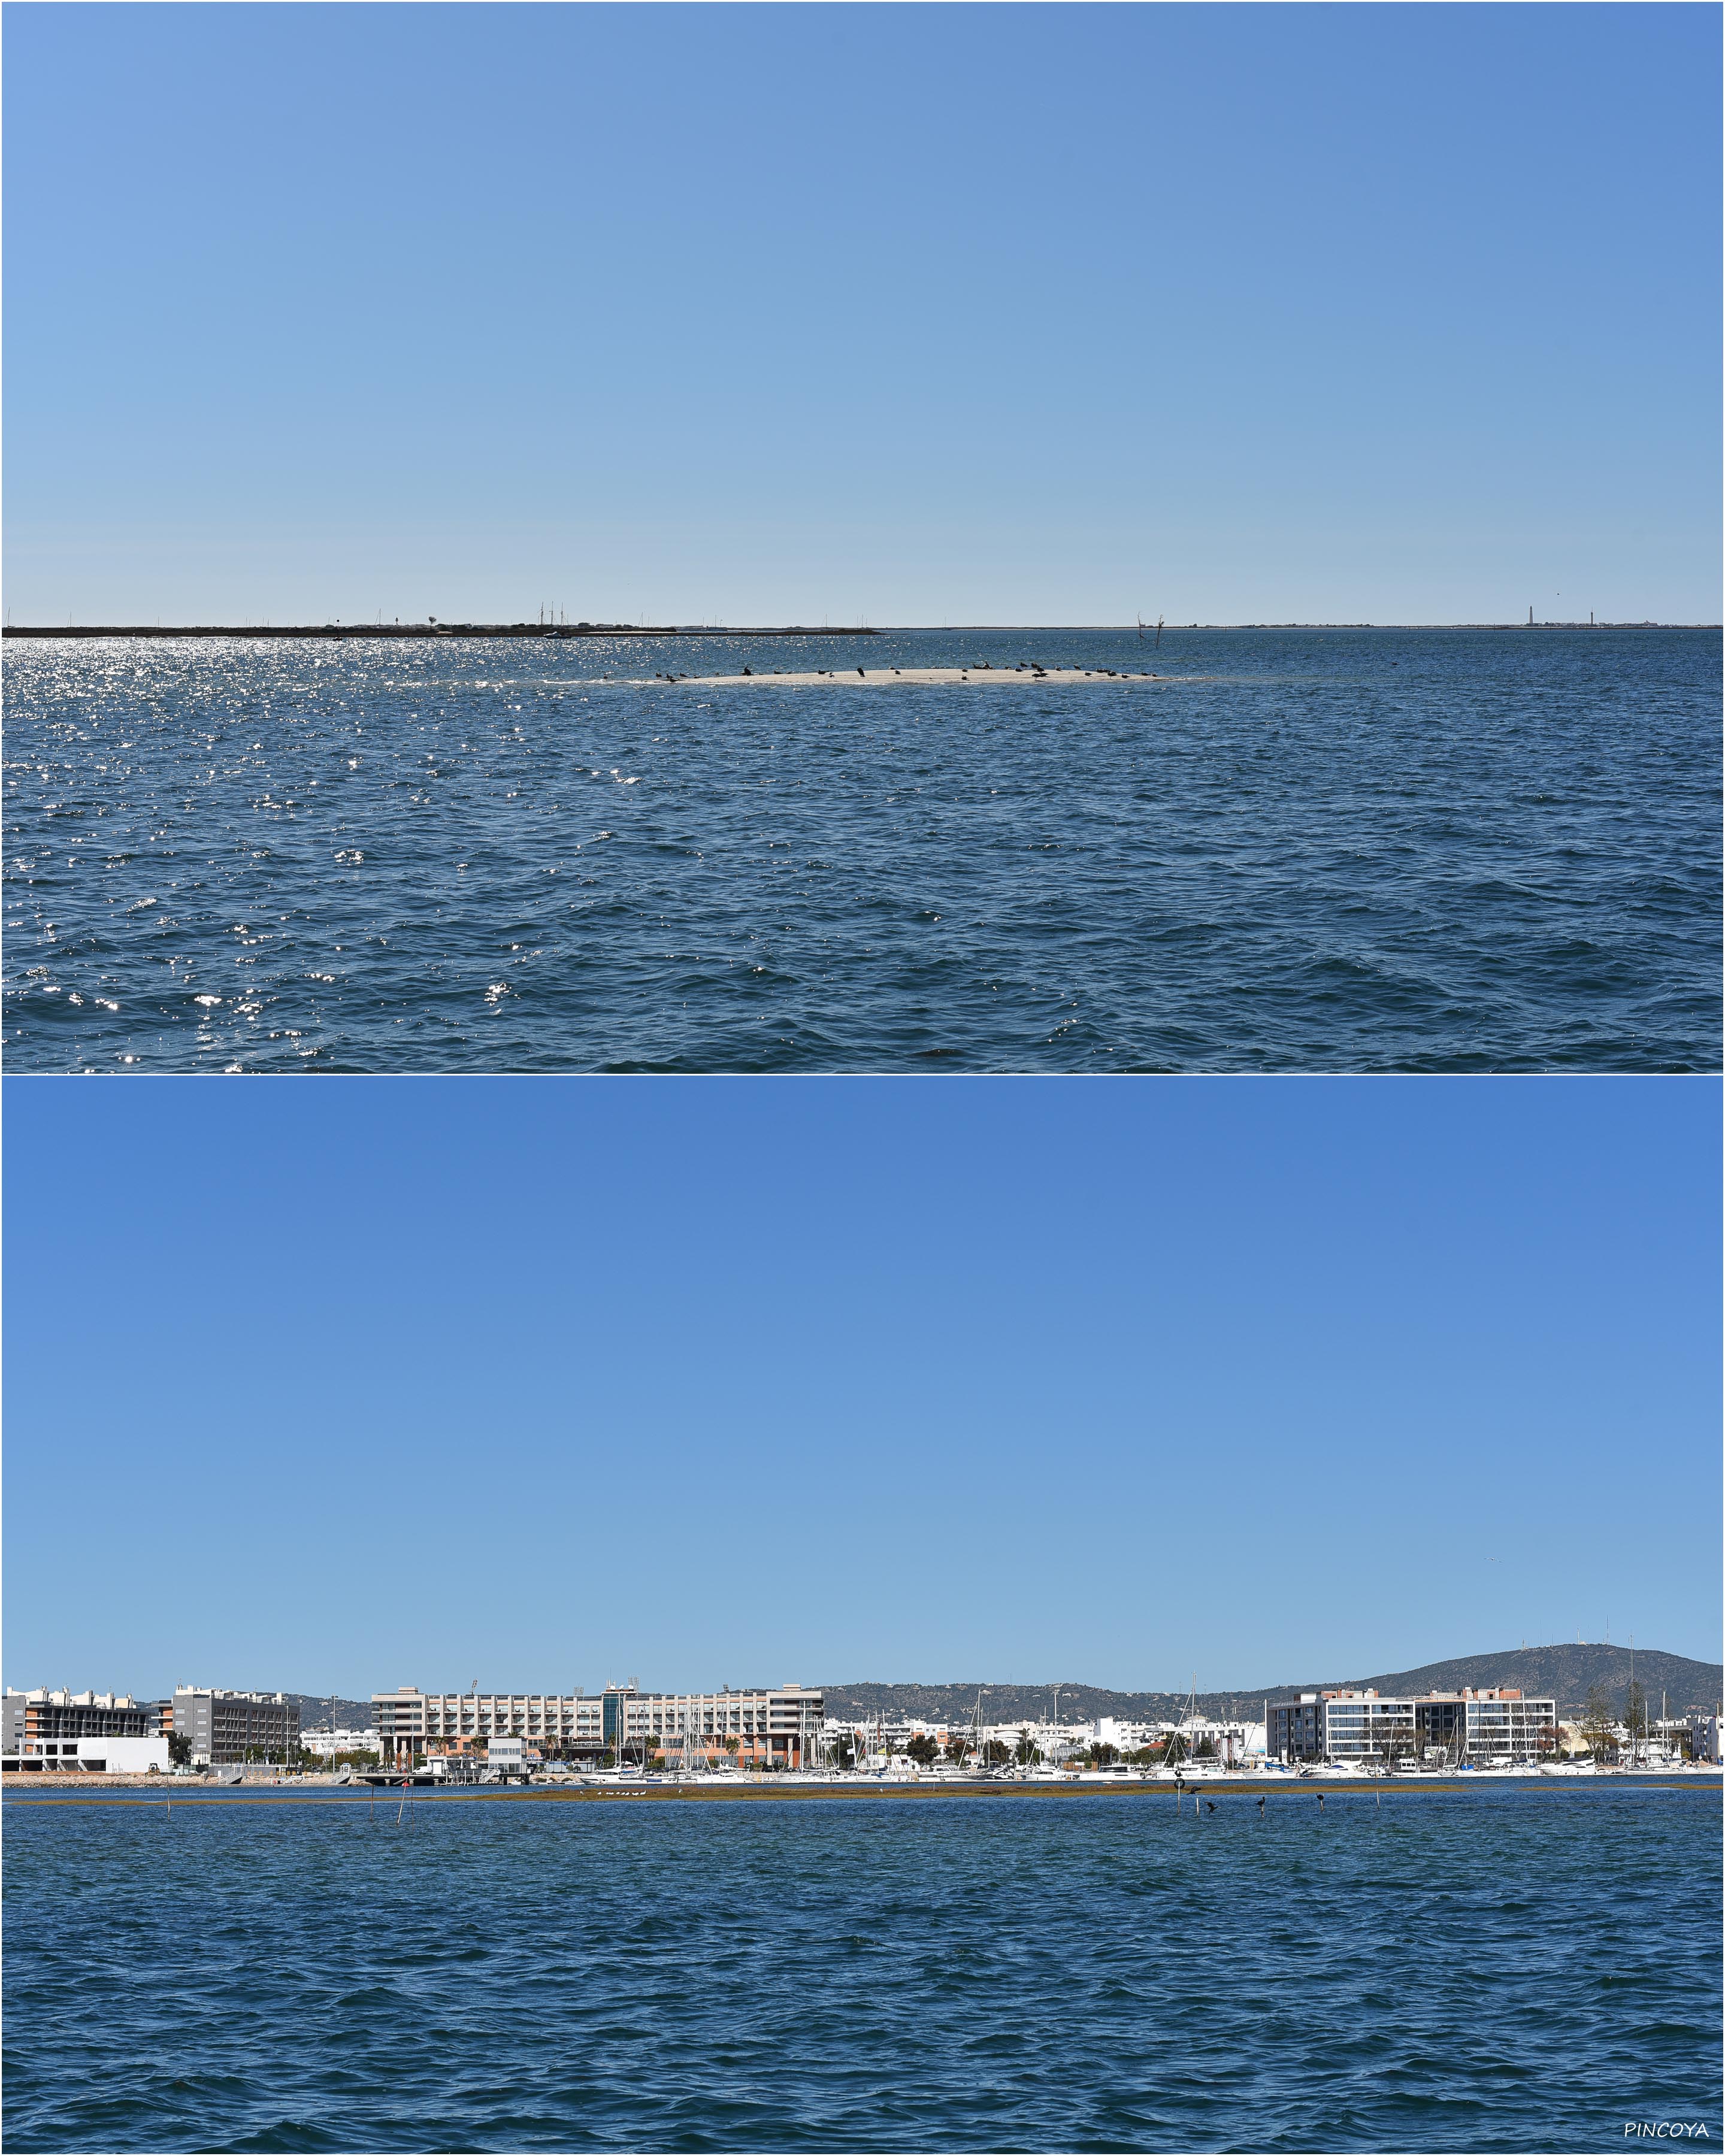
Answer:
281 1693 376 1731
821 1644 1721 1726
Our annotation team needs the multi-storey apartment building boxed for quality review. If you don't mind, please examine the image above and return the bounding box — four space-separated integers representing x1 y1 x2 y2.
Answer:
373 1683 825 1767
373 1689 605 1763
1458 1691 1557 1760
1268 1687 1557 1764
172 1687 300 1765
602 1684 824 1768
2 1689 152 1770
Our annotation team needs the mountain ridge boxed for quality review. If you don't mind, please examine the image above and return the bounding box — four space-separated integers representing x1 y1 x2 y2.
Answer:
820 1645 1721 1725
280 1694 375 1730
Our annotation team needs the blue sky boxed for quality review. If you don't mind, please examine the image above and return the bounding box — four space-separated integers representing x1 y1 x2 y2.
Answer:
5 1076 1717 1700
5 3 1717 625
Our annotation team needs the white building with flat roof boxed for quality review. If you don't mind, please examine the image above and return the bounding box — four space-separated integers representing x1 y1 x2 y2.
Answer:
76 1736 170 1774
298 1727 379 1760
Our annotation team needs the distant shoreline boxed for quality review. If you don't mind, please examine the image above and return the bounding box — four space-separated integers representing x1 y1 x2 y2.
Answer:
2 622 1715 640
6 1772 1717 1806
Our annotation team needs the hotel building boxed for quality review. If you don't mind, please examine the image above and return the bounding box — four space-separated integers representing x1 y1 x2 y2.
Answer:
373 1683 824 1767
1268 1687 1557 1764
603 1685 824 1767
372 1689 604 1761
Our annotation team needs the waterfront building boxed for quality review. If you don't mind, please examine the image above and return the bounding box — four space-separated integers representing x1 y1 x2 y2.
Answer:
1267 1688 1557 1764
372 1689 604 1762
2 1688 152 1769
826 1717 949 1763
1093 1717 1163 1752
1018 1720 1103 1761
297 1727 380 1760
172 1686 299 1766
601 1684 822 1767
1686 1713 1721 1764
72 1736 171 1773
1091 1715 1266 1763
828 1717 1102 1766
372 1683 824 1767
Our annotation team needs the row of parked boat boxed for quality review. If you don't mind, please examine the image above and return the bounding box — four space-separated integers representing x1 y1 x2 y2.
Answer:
344 1754 1718 1791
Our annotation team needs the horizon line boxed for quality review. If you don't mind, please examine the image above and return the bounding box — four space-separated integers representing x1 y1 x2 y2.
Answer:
4 620 1718 637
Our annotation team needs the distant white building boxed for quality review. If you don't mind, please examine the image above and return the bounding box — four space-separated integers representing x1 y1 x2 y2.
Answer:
975 1719 1091 1758
1094 1718 1162 1752
1688 1713 1721 1764
298 1727 379 1760
1096 1716 1265 1764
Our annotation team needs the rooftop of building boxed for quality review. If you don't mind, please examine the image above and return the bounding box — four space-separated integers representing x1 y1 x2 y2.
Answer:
1286 1686 1541 1704
7 1688 142 1708
373 1682 823 1701
173 1686 290 1703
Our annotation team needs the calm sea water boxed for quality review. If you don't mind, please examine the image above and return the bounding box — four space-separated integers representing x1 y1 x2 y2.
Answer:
3 1785 1718 2152
3 629 1717 1072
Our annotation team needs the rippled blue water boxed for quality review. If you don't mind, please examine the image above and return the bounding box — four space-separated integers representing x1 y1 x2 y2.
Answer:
3 628 1717 1071
3 1784 1718 2152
